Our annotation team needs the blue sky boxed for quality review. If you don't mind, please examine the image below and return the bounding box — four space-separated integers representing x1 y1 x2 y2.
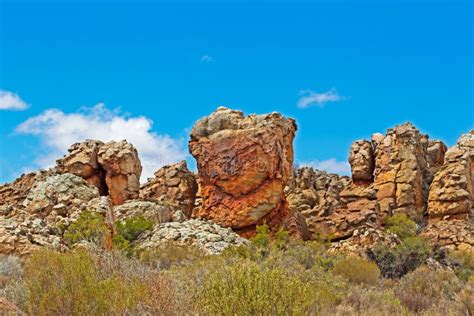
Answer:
0 0 473 183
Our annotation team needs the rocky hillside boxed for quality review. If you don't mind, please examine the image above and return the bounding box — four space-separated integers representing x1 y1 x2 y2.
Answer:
0 107 472 257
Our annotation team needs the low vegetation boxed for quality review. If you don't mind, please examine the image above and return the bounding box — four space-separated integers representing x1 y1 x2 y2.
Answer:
0 222 472 315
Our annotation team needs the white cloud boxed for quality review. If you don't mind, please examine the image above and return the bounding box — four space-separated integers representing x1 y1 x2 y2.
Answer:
16 103 188 182
297 88 345 109
200 55 213 63
0 90 28 110
298 158 351 175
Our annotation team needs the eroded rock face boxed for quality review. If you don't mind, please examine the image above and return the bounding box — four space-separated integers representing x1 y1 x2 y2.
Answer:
189 107 300 237
96 141 142 205
349 140 375 183
428 132 474 220
57 140 142 205
56 140 108 195
285 167 350 239
140 161 198 218
372 123 432 221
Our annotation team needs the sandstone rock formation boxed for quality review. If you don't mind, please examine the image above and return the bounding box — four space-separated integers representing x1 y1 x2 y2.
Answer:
189 107 304 238
427 132 473 219
56 140 108 194
137 219 248 255
349 140 374 183
140 161 198 218
57 140 142 205
372 123 432 221
97 141 142 205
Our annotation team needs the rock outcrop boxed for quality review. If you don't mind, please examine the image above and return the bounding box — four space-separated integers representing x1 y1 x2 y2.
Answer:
57 140 142 205
372 123 432 221
189 107 304 238
97 141 142 205
140 161 198 218
56 140 108 195
136 219 248 255
349 140 375 183
427 132 473 219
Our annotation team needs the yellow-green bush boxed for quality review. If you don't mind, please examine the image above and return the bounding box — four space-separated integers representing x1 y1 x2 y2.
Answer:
139 242 205 270
384 213 417 239
195 259 316 315
63 211 109 246
332 256 381 285
394 266 462 312
24 249 147 315
338 286 407 315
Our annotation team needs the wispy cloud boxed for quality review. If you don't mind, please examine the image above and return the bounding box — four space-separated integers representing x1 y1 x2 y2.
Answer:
297 88 345 109
0 90 28 110
200 55 213 63
298 158 350 175
16 103 188 182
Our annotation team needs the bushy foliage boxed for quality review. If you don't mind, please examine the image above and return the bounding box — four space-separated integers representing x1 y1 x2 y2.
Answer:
139 242 205 270
64 211 109 247
384 213 417 239
115 215 154 242
447 249 474 281
333 256 381 285
337 286 407 315
24 249 147 315
195 259 316 315
394 266 462 313
368 236 432 278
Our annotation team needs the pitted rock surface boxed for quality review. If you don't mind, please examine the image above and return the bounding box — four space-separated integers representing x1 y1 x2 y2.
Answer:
136 219 248 255
189 107 303 238
114 200 173 223
140 161 198 218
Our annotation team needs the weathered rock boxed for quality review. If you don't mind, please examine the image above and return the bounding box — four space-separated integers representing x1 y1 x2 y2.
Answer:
23 173 99 223
426 140 447 176
56 140 108 195
114 200 173 223
427 131 473 219
285 167 351 239
98 140 142 205
422 218 474 251
372 123 431 221
140 161 198 218
189 107 303 238
349 140 375 183
136 219 248 255
0 170 52 212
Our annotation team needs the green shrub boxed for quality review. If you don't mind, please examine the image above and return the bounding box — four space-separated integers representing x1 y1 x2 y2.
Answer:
115 215 154 242
332 256 380 285
64 211 109 246
24 249 147 315
394 266 462 312
447 249 474 281
368 236 432 278
384 213 417 239
251 224 271 248
195 259 316 315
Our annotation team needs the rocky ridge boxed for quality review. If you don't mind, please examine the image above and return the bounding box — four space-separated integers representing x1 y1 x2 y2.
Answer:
0 107 472 257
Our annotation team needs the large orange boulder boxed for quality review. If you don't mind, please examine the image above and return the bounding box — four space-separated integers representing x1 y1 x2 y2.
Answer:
189 107 305 238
